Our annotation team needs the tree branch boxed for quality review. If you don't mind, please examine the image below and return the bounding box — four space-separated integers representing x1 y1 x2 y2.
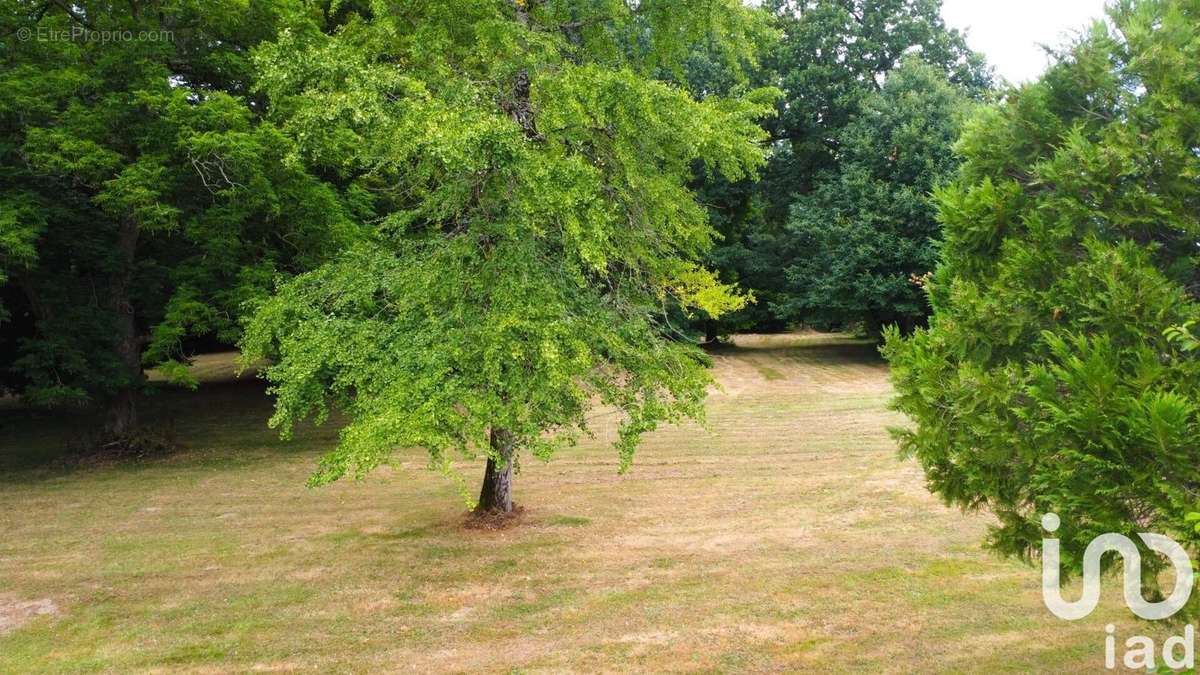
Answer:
49 0 94 29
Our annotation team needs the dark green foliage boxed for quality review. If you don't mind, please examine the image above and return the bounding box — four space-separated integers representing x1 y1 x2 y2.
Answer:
687 0 989 337
776 60 971 334
761 0 988 211
883 0 1200 606
0 1 352 427
682 38 790 338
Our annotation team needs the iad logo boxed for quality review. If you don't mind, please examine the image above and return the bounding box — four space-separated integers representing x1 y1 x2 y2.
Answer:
1041 512 1194 621
1041 513 1200 669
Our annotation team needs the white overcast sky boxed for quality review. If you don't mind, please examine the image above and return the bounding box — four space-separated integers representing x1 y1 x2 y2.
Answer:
940 0 1111 84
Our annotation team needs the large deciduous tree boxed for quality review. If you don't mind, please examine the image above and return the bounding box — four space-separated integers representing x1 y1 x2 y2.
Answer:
883 0 1200 606
240 0 776 512
763 0 987 200
0 1 350 437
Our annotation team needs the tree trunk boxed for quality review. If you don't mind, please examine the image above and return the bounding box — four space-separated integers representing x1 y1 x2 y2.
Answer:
476 427 515 513
473 1 531 515
105 386 138 437
504 1 538 139
704 319 719 345
105 219 142 438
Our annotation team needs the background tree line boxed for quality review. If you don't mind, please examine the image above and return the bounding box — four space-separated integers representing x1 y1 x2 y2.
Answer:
688 0 991 340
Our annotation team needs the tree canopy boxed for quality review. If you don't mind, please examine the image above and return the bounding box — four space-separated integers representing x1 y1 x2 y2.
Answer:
239 0 777 510
0 0 351 435
688 0 990 339
776 59 972 334
883 0 1200 606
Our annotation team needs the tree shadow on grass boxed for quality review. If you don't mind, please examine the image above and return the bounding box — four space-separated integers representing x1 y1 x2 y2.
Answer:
0 377 326 480
702 331 884 366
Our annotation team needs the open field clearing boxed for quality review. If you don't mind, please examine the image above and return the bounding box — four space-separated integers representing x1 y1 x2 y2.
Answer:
0 333 1155 672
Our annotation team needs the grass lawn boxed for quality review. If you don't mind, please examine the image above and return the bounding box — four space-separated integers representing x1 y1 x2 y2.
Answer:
0 333 1156 672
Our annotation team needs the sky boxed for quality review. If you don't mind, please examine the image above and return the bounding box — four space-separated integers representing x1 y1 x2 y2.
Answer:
940 0 1111 84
